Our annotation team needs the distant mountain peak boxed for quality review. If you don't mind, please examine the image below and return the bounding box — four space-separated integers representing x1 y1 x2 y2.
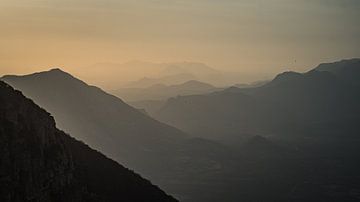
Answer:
44 68 72 76
2 68 89 89
268 71 304 85
3 68 71 79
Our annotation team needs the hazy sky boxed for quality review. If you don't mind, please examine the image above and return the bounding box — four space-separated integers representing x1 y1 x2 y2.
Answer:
0 0 359 81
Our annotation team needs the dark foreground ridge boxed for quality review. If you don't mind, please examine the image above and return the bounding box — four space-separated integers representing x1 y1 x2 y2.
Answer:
0 81 177 202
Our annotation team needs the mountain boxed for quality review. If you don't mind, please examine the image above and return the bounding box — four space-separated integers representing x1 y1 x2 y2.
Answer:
0 81 176 202
2 69 187 169
155 59 360 140
1 69 237 201
113 80 218 102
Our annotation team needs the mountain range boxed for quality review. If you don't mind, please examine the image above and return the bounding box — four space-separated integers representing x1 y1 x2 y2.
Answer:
155 59 360 141
3 58 360 201
77 61 248 89
1 69 236 201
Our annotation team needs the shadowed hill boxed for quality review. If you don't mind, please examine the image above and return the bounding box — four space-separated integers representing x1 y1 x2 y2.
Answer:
0 81 177 202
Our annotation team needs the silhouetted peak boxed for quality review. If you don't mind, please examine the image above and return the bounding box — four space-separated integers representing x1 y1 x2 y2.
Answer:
3 68 69 79
2 68 87 88
43 68 74 77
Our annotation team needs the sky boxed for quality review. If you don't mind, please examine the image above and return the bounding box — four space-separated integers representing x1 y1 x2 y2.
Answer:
0 0 359 84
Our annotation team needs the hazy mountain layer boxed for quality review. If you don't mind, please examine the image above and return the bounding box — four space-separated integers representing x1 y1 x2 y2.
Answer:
155 59 360 141
79 61 235 89
113 80 218 102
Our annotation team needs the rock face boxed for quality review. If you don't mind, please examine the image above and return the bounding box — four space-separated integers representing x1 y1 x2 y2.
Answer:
0 81 177 202
0 81 74 202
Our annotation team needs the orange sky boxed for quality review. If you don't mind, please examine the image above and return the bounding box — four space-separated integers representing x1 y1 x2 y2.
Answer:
0 0 359 85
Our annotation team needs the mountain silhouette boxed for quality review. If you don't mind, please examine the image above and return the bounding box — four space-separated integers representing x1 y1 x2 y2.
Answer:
155 59 360 140
0 81 176 202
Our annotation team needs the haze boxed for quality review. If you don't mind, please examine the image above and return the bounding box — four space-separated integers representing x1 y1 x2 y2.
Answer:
0 0 359 88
